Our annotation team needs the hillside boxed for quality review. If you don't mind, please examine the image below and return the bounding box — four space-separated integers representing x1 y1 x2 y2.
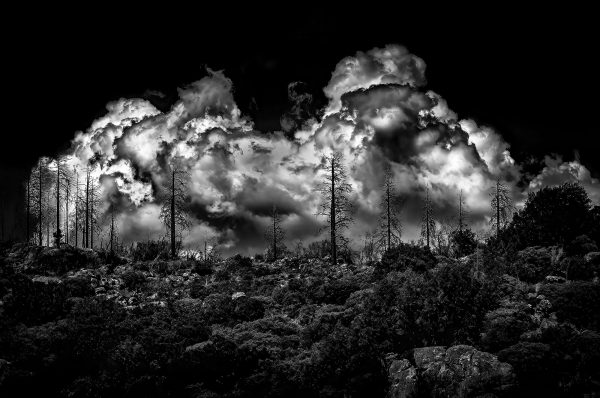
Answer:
0 236 599 397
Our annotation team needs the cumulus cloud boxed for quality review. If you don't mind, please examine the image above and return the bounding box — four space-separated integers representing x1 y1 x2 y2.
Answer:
39 45 600 255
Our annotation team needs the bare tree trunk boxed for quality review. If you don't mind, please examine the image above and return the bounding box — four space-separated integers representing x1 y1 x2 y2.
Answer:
386 183 391 251
272 205 277 260
426 187 430 249
171 169 176 258
330 157 337 266
55 161 61 247
65 181 69 245
90 184 94 249
110 210 114 254
496 181 500 238
38 159 43 246
74 172 78 248
46 190 50 246
85 169 89 248
26 176 30 242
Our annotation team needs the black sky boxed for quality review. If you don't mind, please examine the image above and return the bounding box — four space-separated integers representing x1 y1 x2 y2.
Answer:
2 5 599 237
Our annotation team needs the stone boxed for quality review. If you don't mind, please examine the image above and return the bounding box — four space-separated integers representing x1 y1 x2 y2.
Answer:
388 358 418 398
388 345 515 398
231 291 246 300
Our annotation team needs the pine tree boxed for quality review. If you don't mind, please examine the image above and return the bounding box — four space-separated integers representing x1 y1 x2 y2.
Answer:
377 164 403 252
420 183 436 249
31 157 52 246
490 178 513 237
160 164 190 258
265 204 285 261
317 152 353 265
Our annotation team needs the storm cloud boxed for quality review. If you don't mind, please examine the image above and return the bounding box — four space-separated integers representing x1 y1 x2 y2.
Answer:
40 44 600 255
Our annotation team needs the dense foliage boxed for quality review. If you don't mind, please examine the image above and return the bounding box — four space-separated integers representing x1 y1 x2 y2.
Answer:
0 183 599 397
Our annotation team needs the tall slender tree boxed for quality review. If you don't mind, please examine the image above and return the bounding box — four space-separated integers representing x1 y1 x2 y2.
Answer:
51 158 67 247
378 164 403 252
25 176 31 242
458 189 466 232
490 178 513 237
265 204 285 261
317 152 353 265
160 164 190 258
74 169 79 247
32 157 51 246
420 183 436 249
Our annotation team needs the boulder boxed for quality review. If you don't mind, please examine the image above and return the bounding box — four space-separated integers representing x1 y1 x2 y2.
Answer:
388 345 515 398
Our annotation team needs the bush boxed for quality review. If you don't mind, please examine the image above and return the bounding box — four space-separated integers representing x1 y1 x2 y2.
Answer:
514 246 554 283
193 260 214 276
121 270 147 290
539 281 600 331
3 274 69 325
481 301 534 352
378 242 437 274
233 296 266 322
131 241 170 262
497 342 559 396
63 275 94 297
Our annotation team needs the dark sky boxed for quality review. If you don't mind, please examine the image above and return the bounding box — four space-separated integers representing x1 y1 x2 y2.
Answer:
2 5 599 238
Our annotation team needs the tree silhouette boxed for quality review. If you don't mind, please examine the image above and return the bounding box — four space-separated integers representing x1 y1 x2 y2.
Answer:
30 158 52 246
420 183 436 249
377 164 403 252
317 152 353 265
490 178 513 237
50 157 72 247
458 189 466 232
264 204 285 261
160 164 190 258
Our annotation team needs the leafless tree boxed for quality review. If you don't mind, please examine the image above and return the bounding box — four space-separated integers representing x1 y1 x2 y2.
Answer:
265 204 285 261
458 189 467 232
420 183 436 249
160 164 190 258
490 178 513 237
31 157 52 246
377 164 404 252
317 152 353 266
50 157 72 247
361 230 377 264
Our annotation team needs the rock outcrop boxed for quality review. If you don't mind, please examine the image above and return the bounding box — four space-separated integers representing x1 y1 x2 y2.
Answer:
388 345 515 398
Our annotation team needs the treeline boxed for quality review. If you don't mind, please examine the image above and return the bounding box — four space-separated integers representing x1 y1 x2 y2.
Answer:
11 152 600 263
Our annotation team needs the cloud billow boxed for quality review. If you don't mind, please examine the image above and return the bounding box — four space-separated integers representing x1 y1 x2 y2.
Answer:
42 45 600 255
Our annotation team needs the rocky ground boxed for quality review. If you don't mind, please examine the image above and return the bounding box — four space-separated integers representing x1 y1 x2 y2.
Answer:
0 242 599 397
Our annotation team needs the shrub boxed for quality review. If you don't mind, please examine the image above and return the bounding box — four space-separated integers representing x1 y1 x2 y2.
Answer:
539 281 600 331
497 342 559 396
121 270 147 290
378 242 437 274
513 246 554 283
131 241 170 262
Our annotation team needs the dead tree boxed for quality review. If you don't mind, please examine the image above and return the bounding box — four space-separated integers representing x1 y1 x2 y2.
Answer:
31 158 51 246
160 165 190 258
24 176 31 243
490 178 513 237
317 152 353 266
265 204 285 261
458 189 467 232
73 169 80 247
420 183 436 249
378 164 403 252
51 157 71 247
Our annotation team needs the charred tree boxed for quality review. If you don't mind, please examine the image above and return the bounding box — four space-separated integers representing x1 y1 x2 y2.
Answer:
265 204 285 261
490 178 513 237
160 165 190 258
420 183 436 249
378 164 403 252
317 152 353 266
